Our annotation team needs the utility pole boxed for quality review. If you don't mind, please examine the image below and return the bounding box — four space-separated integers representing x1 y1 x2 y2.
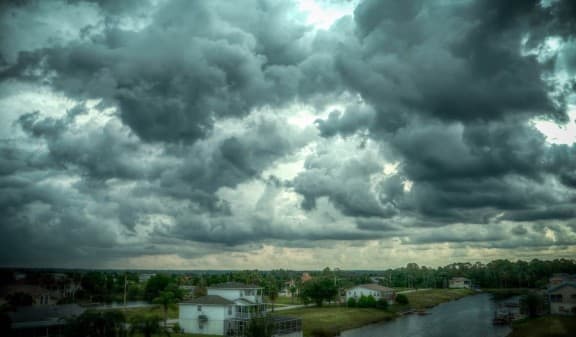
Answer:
123 272 127 310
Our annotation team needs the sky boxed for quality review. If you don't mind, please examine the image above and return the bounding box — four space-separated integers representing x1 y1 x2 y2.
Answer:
0 0 576 270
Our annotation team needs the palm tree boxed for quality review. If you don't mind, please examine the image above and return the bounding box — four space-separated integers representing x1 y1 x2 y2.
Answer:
128 315 169 337
153 291 175 328
64 310 126 337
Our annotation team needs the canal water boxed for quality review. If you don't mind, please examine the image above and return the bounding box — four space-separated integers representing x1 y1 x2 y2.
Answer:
342 293 512 337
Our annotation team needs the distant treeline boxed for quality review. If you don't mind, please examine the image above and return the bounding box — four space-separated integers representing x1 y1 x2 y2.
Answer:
373 259 576 289
1 258 574 305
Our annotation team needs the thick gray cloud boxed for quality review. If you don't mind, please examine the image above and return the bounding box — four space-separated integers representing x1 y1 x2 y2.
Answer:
1 0 576 268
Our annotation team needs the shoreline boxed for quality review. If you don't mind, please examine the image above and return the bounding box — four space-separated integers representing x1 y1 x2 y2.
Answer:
277 288 474 337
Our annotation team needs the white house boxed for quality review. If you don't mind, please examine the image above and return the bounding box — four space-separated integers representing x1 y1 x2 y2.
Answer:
449 277 472 289
179 282 302 337
548 282 576 315
346 284 396 303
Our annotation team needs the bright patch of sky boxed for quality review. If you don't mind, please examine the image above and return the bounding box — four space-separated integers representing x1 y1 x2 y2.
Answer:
532 106 576 145
296 0 357 30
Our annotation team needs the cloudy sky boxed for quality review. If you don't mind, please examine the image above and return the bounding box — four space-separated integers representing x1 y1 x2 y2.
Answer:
1 0 576 270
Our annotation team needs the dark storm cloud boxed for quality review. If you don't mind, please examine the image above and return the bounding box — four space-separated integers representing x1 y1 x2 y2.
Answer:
292 147 398 218
306 0 576 225
1 0 342 143
1 0 576 268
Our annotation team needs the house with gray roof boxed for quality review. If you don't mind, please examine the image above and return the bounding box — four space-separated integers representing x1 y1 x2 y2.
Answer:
179 282 301 337
7 304 85 336
346 284 396 304
548 281 576 315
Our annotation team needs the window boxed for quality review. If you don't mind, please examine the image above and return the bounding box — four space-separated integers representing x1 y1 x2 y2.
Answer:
197 305 202 311
228 306 233 315
550 294 563 303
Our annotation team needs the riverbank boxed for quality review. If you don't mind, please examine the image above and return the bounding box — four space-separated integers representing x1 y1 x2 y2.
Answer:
482 288 533 300
274 306 397 336
507 315 576 337
277 288 474 336
393 288 474 310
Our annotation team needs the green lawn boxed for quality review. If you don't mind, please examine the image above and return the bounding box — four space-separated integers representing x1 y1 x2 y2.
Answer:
508 315 576 337
274 306 397 337
270 295 301 305
394 288 473 310
123 289 473 337
118 304 179 320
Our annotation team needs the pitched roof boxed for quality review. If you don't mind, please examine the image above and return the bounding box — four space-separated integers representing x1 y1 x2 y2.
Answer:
234 298 255 305
351 284 394 292
0 285 51 297
209 282 261 289
548 282 576 293
180 295 235 305
8 304 85 327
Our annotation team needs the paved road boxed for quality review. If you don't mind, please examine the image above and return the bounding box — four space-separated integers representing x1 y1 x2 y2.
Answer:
269 303 310 312
396 288 431 294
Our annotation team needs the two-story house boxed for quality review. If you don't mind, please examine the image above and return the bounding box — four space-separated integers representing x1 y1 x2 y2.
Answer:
346 284 396 304
548 281 576 315
449 277 472 289
179 282 301 337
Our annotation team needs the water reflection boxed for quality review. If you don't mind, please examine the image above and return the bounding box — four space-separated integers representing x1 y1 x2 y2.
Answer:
342 293 512 337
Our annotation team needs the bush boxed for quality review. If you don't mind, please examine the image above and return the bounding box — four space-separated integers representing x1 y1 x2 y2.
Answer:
395 294 409 305
357 295 377 308
311 327 339 337
172 322 182 333
376 298 389 310
347 297 357 307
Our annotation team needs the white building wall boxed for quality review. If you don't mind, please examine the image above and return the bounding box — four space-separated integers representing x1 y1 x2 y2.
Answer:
207 288 263 303
346 286 395 304
274 331 303 337
179 303 235 335
449 279 471 289
346 287 382 300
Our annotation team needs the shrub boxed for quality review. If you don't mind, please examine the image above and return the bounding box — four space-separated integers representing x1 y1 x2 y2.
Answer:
376 298 389 310
172 322 182 333
395 293 409 305
311 327 339 337
357 295 377 308
347 297 357 307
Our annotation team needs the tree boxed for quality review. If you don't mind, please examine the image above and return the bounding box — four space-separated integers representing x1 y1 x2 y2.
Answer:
395 294 409 305
128 315 169 337
6 292 34 307
0 313 11 337
245 316 274 337
520 293 545 318
144 275 173 301
153 291 175 328
267 286 278 312
289 285 297 304
300 277 338 307
64 310 126 337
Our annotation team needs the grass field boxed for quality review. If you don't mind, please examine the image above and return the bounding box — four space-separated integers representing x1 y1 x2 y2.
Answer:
270 295 301 305
275 305 397 337
119 289 474 336
508 315 576 337
119 304 179 320
393 288 474 310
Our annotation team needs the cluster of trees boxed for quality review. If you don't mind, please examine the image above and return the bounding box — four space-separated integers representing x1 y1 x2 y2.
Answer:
346 295 389 309
63 310 173 337
374 259 576 289
299 276 338 306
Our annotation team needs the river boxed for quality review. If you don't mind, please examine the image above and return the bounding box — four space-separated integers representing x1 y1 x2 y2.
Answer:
342 293 513 337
